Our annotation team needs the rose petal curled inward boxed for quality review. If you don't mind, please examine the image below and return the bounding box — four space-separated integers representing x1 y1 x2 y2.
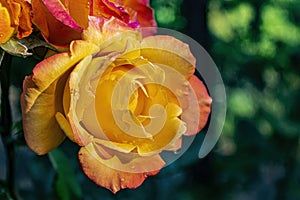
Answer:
21 40 99 154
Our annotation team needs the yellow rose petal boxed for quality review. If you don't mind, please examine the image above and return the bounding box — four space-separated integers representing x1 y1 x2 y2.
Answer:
0 3 14 43
21 75 67 155
55 112 74 142
93 138 136 154
141 35 196 79
136 103 186 156
21 40 99 154
92 56 187 156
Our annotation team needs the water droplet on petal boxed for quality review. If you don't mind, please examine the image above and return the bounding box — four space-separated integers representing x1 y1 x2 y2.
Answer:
117 6 124 11
121 178 125 182
73 89 79 96
183 81 189 87
174 149 181 155
176 89 183 96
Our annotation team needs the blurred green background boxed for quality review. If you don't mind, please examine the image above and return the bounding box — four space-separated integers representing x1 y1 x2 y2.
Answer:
1 0 300 199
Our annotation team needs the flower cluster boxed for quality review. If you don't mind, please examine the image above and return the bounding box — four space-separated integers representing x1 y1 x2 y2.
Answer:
1 0 212 194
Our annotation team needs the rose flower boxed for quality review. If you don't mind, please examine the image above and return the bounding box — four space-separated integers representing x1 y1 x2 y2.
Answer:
0 0 33 44
21 18 212 193
31 0 156 48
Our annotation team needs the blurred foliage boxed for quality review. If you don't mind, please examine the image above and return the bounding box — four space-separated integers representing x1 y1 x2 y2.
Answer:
198 0 300 199
0 0 300 199
151 0 187 29
48 149 82 200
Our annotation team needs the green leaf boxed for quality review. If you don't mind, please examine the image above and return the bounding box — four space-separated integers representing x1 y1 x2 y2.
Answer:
0 190 13 200
0 184 13 200
48 149 82 200
11 121 22 134
0 38 32 57
18 35 56 52
0 35 56 58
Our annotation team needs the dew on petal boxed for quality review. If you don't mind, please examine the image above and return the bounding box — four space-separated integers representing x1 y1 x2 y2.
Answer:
130 165 136 169
174 149 181 155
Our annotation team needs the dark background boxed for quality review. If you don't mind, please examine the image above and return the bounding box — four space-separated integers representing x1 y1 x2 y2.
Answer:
1 0 300 199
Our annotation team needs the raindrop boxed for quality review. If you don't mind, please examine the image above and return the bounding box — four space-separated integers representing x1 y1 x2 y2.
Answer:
86 1 90 9
183 91 189 96
117 6 124 11
174 149 181 155
73 89 79 97
130 165 136 169
176 89 183 96
183 81 189 87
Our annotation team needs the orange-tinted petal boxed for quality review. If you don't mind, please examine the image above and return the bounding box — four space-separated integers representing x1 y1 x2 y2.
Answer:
15 0 33 39
0 0 33 40
78 144 165 193
92 0 131 24
21 73 68 155
184 75 212 136
0 3 14 43
122 0 156 28
63 0 90 28
41 0 82 30
32 0 82 48
21 41 99 154
90 142 165 173
31 0 49 38
1 0 21 27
